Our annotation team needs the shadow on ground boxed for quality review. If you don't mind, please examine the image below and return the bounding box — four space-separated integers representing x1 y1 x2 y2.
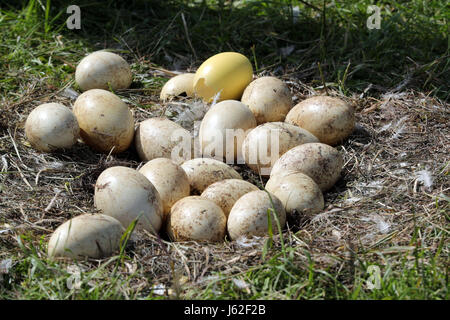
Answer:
4 0 448 99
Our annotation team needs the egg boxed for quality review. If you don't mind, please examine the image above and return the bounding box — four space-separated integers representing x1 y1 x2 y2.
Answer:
47 214 124 260
270 143 343 191
242 122 319 176
167 196 226 242
193 52 253 102
285 96 355 145
160 73 195 101
199 100 256 162
75 51 132 91
181 158 242 193
227 190 286 240
25 103 79 152
241 76 293 124
135 117 192 165
200 179 259 217
138 158 190 218
73 89 134 153
265 172 324 219
94 166 163 234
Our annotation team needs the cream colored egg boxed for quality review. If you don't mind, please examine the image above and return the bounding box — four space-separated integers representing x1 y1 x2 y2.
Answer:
135 117 192 165
270 143 343 191
200 179 259 217
75 51 132 91
285 96 355 145
94 166 163 234
47 214 124 259
241 76 292 124
160 73 195 101
193 52 253 102
138 158 190 217
167 196 226 242
25 103 79 152
181 158 242 193
227 190 286 240
73 89 134 153
265 172 324 219
242 122 319 176
199 100 256 162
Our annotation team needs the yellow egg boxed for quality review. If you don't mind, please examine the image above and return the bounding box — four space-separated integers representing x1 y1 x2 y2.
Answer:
193 52 253 102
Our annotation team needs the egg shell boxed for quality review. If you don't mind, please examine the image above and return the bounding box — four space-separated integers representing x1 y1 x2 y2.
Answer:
242 122 319 176
94 166 163 234
200 179 259 217
193 52 253 102
160 73 195 101
181 158 242 194
47 214 124 260
25 103 79 152
167 196 226 242
199 100 256 162
265 172 324 219
227 190 286 240
241 76 293 124
139 158 190 217
73 89 134 153
75 51 132 91
285 96 355 145
135 117 192 165
270 142 343 191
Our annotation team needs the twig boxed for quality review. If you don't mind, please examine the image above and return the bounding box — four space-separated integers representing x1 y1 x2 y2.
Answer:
297 0 321 12
44 189 62 213
11 160 33 191
198 247 210 280
181 12 197 60
52 56 76 69
151 12 181 57
8 129 23 163
35 169 44 186
136 105 157 117
317 62 329 95
170 243 192 280
147 66 181 77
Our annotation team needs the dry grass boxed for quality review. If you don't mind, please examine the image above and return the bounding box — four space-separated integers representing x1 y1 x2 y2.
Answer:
1 72 448 298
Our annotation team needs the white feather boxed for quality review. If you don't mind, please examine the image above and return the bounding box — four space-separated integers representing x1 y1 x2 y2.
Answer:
391 116 408 139
232 278 250 290
151 284 166 296
0 259 12 274
416 170 433 191
170 100 209 133
1 155 7 172
235 236 261 248
211 90 222 107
